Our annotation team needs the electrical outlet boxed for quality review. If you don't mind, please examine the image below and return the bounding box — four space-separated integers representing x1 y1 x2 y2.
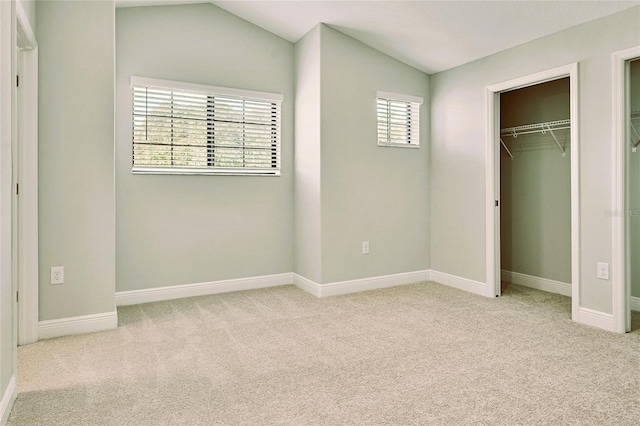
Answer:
51 266 64 285
362 241 370 255
597 262 609 280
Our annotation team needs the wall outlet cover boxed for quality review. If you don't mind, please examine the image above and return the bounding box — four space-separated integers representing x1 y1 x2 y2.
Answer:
51 266 64 284
597 262 609 280
362 241 370 255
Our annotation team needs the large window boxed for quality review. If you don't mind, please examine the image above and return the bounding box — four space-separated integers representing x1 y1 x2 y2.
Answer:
131 77 282 175
376 91 422 148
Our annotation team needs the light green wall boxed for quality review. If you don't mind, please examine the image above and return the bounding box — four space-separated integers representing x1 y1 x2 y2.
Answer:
293 26 322 283
630 59 640 298
430 6 640 313
115 4 294 291
38 0 116 320
500 79 571 283
318 25 430 283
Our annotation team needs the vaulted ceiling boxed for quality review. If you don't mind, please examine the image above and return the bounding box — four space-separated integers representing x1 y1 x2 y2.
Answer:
116 0 640 74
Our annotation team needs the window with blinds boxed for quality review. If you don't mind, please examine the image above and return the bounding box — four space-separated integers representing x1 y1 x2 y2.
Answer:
131 77 282 175
376 91 423 148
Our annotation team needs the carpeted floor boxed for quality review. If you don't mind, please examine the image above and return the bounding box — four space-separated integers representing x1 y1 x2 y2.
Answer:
8 282 640 425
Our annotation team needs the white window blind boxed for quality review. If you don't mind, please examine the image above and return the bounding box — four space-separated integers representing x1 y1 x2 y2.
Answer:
131 77 282 175
376 91 422 148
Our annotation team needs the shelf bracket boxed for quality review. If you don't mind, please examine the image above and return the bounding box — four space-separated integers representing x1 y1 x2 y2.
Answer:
500 137 513 160
544 124 566 157
631 121 640 152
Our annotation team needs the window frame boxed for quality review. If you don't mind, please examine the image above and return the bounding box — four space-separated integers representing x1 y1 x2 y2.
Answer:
130 76 283 176
376 90 423 149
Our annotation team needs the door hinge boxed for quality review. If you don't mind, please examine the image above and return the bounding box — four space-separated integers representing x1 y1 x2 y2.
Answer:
16 183 19 195
495 200 499 207
16 75 19 87
16 292 18 303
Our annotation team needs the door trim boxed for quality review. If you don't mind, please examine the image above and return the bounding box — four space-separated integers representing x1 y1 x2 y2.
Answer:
486 63 580 322
612 46 640 333
16 1 38 345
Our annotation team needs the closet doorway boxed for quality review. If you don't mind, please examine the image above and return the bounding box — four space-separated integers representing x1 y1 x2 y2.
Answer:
629 59 640 332
486 64 579 322
613 47 640 333
499 78 571 306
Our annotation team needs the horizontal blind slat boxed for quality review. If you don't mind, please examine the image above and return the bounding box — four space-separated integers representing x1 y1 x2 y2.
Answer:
132 82 281 173
376 96 419 146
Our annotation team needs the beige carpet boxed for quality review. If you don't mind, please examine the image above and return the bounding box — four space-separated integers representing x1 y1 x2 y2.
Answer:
8 282 640 425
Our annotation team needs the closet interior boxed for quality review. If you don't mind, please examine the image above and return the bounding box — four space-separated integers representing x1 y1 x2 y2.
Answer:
499 78 571 307
630 58 639 331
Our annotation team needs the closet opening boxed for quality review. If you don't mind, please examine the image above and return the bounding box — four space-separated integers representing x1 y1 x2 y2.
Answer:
498 78 571 314
486 63 579 323
613 47 640 333
629 58 640 332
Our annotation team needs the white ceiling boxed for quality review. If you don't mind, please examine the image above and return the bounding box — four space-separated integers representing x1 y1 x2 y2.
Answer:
116 0 640 74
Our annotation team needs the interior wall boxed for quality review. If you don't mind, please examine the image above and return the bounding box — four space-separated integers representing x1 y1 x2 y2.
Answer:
500 79 571 283
293 26 322 283
319 25 430 283
630 59 640 299
115 4 294 291
37 0 116 321
430 6 640 314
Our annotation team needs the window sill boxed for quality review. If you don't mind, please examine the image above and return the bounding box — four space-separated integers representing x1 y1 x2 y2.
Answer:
131 166 281 177
377 142 420 149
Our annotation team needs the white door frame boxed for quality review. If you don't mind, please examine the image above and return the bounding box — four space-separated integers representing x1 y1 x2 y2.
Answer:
612 46 640 334
0 2 19 416
15 1 38 345
485 63 580 321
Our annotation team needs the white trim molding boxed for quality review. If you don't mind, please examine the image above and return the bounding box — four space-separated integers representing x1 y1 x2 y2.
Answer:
501 270 571 297
612 45 640 333
16 46 38 346
294 270 431 298
577 307 615 333
116 273 294 306
15 0 39 346
376 90 424 105
429 270 487 297
38 310 118 341
293 274 321 298
0 375 16 425
130 76 283 102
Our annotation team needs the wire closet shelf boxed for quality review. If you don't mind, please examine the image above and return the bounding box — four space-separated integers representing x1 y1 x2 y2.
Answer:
499 119 570 160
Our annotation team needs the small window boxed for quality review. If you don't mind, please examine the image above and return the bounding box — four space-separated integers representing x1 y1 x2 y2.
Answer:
376 91 423 148
131 77 283 176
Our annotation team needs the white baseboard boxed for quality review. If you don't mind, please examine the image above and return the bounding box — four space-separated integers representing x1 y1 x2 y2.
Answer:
115 273 294 307
578 307 615 332
501 270 571 297
293 274 321 297
294 270 430 298
429 269 487 297
0 375 16 425
38 310 118 340
631 296 640 312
